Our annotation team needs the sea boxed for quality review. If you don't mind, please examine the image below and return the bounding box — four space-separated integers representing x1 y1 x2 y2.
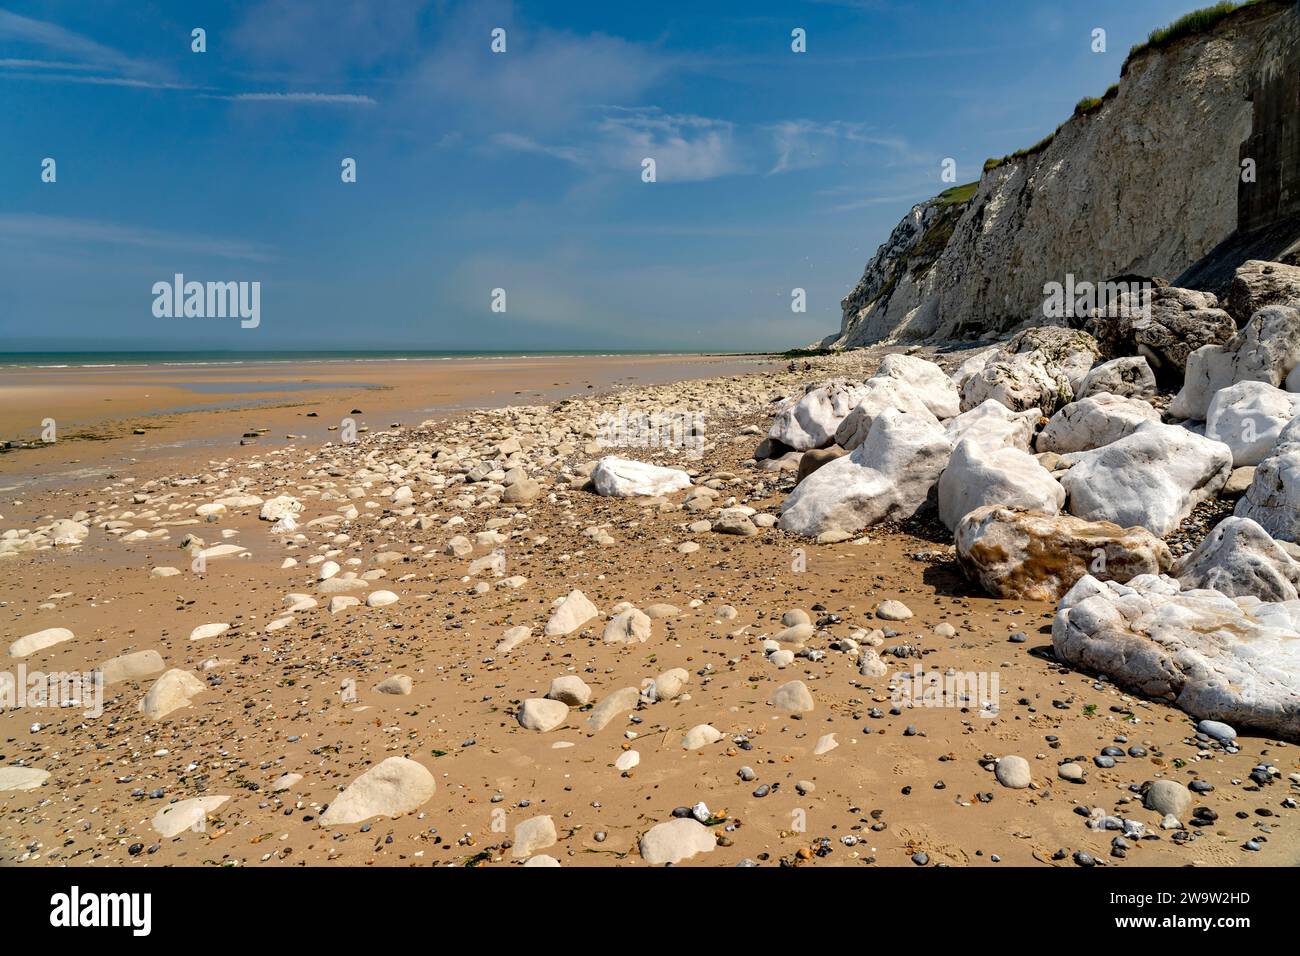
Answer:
0 349 733 369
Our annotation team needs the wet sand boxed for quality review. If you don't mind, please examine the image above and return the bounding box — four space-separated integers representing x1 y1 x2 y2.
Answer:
0 353 771 495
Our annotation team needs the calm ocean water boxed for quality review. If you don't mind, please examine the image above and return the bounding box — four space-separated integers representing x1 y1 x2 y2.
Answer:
0 349 724 369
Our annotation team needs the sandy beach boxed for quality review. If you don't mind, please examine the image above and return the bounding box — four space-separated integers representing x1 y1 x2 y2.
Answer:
2 347 1295 868
0 353 768 494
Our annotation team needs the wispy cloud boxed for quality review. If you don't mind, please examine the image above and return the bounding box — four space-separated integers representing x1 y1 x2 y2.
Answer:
0 57 98 70
768 120 918 174
489 108 744 182
0 70 196 91
488 132 584 164
217 91 378 106
595 110 742 182
0 10 158 78
0 215 274 262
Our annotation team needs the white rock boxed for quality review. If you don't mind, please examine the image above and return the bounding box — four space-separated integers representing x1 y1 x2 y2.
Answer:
994 755 1032 789
779 408 952 538
139 669 206 719
9 627 74 658
960 350 1073 416
639 818 716 865
152 795 230 838
768 379 869 451
1171 305 1300 421
833 376 940 450
1077 356 1157 400
938 439 1064 531
585 686 641 733
615 749 640 771
1053 574 1300 741
1036 393 1162 455
1205 380 1300 466
874 353 961 419
1235 418 1300 541
0 767 50 791
681 724 723 750
496 625 532 653
1173 516 1300 601
259 495 303 522
547 675 592 706
769 679 815 713
590 457 692 497
366 590 399 608
319 757 436 826
545 590 599 636
944 399 1039 452
99 649 165 684
1060 422 1233 537
375 674 413 695
511 815 558 858
519 697 569 732
189 623 229 641
48 519 89 546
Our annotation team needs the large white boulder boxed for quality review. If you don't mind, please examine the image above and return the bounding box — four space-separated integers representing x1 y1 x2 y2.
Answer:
1052 574 1300 741
768 379 869 451
960 350 1073 416
778 409 952 538
874 353 960 419
950 348 997 389
590 457 691 497
1204 380 1300 467
1235 419 1300 541
833 377 939 450
943 399 1039 452
1170 305 1300 421
937 439 1065 532
1076 356 1157 400
1036 393 1161 455
1005 327 1100 394
1174 516 1300 602
1059 422 1233 537
319 756 436 826
955 505 1171 601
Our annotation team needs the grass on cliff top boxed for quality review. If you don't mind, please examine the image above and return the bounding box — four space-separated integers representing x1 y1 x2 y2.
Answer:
935 181 978 207
983 0 1279 174
1125 0 1277 69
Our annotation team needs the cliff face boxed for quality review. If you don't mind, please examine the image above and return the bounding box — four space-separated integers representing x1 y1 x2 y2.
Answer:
827 0 1300 349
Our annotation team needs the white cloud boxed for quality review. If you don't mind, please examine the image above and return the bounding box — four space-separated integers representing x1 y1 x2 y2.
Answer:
489 132 584 164
594 110 742 182
0 10 158 78
767 120 916 174
0 215 274 262
219 92 377 105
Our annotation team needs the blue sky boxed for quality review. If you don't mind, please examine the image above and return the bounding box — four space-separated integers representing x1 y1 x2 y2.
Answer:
1 0 1206 352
